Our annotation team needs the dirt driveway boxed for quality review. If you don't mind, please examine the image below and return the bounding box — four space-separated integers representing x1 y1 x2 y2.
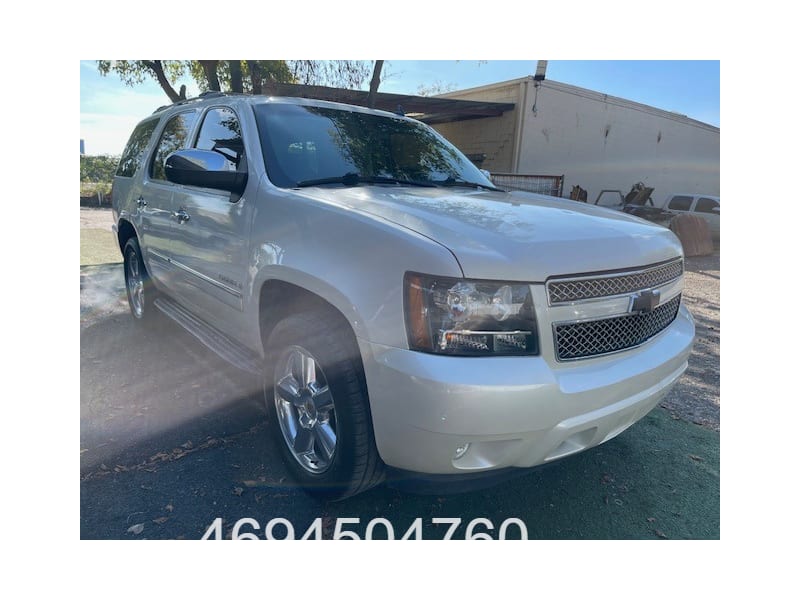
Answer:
662 253 720 430
80 208 719 539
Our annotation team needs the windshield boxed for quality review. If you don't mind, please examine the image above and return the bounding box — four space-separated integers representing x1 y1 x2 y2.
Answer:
253 103 497 190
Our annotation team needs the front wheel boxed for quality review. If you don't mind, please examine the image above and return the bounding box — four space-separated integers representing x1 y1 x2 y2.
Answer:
123 237 158 324
264 311 384 500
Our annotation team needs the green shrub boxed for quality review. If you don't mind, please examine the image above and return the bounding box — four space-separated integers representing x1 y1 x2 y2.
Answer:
80 155 120 184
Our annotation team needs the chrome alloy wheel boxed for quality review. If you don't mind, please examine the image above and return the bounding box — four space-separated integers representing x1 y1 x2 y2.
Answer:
126 249 145 318
273 346 337 474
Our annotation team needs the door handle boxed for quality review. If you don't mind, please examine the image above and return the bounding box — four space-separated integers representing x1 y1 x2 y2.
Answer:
173 209 190 223
137 196 147 208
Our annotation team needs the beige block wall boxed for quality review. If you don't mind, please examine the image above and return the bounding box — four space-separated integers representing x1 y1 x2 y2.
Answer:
432 82 521 173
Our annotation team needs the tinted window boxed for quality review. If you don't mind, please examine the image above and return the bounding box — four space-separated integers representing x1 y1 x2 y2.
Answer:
254 103 492 189
116 119 158 177
668 195 693 211
695 197 719 214
150 111 198 181
195 108 244 168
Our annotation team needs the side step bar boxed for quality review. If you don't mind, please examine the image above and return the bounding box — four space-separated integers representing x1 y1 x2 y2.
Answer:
154 297 263 375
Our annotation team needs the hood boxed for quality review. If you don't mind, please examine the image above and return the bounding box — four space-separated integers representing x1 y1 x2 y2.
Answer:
295 186 683 281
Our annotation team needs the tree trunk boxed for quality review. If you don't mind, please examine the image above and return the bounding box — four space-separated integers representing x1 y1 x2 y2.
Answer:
366 60 384 109
247 60 262 94
199 60 221 91
229 61 243 93
142 60 182 102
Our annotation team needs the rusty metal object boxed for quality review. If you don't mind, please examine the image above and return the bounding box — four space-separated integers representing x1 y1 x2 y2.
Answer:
570 185 588 202
669 214 714 257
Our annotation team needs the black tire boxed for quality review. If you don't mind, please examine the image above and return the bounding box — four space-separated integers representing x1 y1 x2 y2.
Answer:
122 237 159 325
264 311 384 501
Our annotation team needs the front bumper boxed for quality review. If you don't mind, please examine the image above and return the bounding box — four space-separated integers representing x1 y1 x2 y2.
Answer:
359 304 694 474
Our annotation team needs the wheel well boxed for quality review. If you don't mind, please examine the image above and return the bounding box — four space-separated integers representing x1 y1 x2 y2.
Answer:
117 219 137 252
259 280 356 353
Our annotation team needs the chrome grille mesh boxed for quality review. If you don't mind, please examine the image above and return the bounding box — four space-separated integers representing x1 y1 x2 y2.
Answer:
554 294 682 360
547 260 683 304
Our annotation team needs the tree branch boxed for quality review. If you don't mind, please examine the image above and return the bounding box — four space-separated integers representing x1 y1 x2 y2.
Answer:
141 60 182 103
199 60 221 92
366 60 384 109
247 60 262 95
229 61 243 93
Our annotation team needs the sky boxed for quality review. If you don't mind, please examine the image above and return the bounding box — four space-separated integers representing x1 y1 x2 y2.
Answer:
80 60 719 156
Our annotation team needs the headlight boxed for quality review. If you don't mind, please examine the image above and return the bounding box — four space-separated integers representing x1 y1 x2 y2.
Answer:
404 273 538 356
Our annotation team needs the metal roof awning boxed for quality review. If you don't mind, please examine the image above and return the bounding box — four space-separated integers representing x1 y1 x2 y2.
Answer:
260 82 515 124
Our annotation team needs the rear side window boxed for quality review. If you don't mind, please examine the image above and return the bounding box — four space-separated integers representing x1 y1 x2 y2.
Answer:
695 197 719 214
116 120 158 177
194 108 244 168
668 195 693 211
150 111 199 181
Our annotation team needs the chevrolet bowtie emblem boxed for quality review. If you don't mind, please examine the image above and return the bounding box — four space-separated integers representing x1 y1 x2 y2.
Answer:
630 289 661 313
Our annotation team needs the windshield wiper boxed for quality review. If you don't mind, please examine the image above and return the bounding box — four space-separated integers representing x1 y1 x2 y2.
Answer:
296 172 436 188
364 175 437 188
435 177 505 192
296 172 361 187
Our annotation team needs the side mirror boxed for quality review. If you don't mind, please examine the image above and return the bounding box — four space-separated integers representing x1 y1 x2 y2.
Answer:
164 149 248 194
712 206 720 213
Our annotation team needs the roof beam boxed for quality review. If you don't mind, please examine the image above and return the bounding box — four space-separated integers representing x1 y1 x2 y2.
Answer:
260 82 514 123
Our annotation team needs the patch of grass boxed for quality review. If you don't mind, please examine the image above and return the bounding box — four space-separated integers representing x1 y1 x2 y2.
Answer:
80 181 113 197
81 228 121 266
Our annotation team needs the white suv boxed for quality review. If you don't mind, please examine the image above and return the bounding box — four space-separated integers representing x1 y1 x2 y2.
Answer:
663 193 720 239
112 93 695 499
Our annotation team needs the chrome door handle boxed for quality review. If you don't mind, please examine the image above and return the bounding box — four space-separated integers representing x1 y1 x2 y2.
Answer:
173 209 190 223
137 196 147 207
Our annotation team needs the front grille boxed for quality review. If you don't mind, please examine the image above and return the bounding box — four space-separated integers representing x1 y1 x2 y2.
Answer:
547 259 683 304
554 294 682 360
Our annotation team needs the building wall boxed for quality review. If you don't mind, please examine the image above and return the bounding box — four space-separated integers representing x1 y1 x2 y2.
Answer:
432 82 522 173
518 80 719 205
434 78 720 206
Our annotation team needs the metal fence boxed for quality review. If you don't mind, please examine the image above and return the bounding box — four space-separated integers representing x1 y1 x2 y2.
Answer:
490 173 564 198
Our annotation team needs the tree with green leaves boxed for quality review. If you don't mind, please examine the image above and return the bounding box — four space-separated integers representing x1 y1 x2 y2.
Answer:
97 60 376 101
97 61 188 102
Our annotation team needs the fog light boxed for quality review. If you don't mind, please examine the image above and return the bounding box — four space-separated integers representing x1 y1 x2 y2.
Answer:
453 443 471 460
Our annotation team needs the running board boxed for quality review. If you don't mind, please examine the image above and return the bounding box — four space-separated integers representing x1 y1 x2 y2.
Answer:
154 297 263 375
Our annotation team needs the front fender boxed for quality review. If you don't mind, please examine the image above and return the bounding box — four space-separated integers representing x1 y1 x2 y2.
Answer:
243 175 463 350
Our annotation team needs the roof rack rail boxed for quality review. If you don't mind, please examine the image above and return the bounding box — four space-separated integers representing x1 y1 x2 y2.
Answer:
152 91 243 114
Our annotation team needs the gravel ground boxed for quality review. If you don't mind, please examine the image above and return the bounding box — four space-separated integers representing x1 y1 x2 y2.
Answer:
660 252 720 431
